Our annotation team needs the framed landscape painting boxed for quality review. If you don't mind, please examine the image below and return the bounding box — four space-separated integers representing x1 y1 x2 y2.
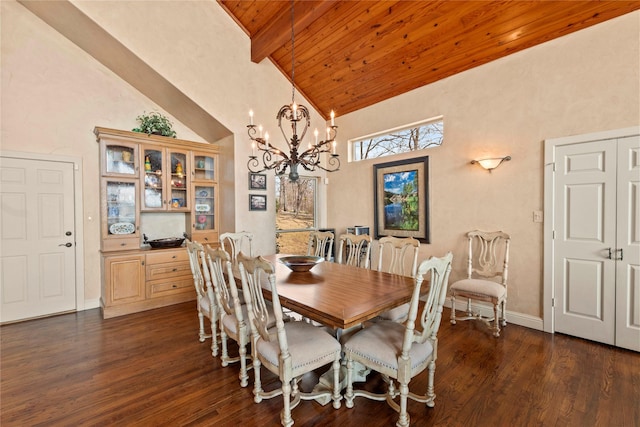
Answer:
373 156 430 243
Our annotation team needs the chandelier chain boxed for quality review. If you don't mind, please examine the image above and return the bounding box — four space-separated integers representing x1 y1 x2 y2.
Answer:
291 0 295 104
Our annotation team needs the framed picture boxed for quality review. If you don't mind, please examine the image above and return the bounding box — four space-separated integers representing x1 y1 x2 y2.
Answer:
249 194 267 211
249 173 267 190
373 156 430 243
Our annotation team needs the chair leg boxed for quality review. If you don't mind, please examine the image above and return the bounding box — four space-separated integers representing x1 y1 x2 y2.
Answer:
501 299 508 326
198 312 206 342
331 358 342 409
280 380 293 427
493 303 501 337
450 295 456 324
396 380 409 427
253 352 264 403
345 358 355 408
426 359 436 408
220 329 230 366
238 343 248 387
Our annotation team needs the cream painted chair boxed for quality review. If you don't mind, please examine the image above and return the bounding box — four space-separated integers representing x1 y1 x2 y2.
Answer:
450 230 511 337
376 236 420 322
185 240 218 356
336 233 371 268
220 231 253 265
343 252 453 427
238 253 342 427
204 246 252 387
307 230 334 261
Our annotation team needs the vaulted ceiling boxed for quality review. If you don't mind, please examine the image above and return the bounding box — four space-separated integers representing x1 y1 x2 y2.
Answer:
219 1 639 119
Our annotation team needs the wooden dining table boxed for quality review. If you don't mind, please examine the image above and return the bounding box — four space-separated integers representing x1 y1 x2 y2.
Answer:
255 254 417 330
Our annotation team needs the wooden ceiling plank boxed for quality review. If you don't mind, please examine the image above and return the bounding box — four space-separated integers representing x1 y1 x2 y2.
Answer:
251 0 336 63
310 2 637 110
222 1 639 117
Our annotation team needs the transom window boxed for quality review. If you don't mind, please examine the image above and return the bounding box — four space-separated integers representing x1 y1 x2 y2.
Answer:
351 117 444 161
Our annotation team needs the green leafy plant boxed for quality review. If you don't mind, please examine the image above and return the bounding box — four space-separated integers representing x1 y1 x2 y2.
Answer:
132 112 177 138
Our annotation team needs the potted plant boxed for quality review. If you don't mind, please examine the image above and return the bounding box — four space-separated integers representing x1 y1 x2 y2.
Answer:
132 111 177 138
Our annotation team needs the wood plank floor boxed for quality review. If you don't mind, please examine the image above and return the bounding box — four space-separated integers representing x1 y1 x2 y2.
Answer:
1 302 638 426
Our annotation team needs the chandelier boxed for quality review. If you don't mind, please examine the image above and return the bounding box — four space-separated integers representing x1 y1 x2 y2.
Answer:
246 0 339 182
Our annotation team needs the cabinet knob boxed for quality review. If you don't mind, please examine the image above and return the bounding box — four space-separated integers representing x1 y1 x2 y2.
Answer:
172 268 178 272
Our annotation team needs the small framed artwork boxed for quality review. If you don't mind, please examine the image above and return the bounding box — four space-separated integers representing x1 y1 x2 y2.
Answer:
249 194 267 211
249 173 267 190
373 156 430 243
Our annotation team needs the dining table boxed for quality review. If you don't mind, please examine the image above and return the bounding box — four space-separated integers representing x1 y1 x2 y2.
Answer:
256 254 418 331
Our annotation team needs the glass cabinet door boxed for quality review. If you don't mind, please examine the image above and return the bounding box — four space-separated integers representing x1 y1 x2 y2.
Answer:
103 143 137 176
142 148 164 210
194 185 215 231
169 150 189 210
105 180 138 236
193 153 215 181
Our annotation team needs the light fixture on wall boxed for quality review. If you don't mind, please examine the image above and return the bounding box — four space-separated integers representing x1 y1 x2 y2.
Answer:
470 156 511 172
246 0 339 182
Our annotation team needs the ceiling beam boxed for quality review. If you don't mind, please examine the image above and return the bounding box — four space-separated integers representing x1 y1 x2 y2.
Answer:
251 0 335 63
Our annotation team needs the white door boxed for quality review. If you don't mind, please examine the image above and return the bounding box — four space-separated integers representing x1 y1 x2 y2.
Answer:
0 157 77 322
552 135 640 351
615 135 640 351
553 139 617 345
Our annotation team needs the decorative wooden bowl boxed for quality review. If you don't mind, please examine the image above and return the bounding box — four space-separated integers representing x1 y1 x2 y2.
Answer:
279 256 324 272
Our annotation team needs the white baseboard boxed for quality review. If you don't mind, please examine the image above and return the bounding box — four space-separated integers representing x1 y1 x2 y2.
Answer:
444 300 544 331
82 298 101 311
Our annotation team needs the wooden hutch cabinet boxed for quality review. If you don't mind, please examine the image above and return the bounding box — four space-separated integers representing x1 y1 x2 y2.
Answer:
95 127 220 318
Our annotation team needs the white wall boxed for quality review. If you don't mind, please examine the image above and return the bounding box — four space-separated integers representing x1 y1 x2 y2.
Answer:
328 11 640 319
1 0 326 303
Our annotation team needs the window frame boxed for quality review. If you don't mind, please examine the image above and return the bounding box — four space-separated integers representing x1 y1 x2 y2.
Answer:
350 116 444 162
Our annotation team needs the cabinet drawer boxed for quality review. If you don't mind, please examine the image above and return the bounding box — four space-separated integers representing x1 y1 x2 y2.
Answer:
102 237 140 252
192 231 219 246
146 261 191 282
146 249 188 265
147 277 193 298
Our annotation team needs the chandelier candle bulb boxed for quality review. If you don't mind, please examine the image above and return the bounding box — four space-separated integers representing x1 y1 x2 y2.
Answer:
249 110 254 125
292 103 297 119
330 110 335 126
314 128 319 144
251 141 256 157
259 125 263 138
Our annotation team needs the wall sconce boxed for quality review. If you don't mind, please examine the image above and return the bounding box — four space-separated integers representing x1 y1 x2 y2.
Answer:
470 156 511 172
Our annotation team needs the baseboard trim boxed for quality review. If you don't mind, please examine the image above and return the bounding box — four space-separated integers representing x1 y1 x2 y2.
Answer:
444 300 544 331
82 298 101 311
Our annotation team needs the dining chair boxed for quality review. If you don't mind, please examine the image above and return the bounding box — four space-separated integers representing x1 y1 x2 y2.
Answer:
185 239 218 356
237 253 342 427
450 230 511 337
343 252 453 427
220 231 253 265
307 230 334 261
375 236 421 322
204 246 252 387
336 233 371 268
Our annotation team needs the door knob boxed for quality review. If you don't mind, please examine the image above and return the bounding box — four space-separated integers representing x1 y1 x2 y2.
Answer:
59 242 73 247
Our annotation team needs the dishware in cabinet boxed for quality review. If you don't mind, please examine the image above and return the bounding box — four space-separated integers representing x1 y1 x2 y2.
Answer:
192 152 217 182
101 178 140 251
141 146 190 211
191 184 218 244
100 140 138 177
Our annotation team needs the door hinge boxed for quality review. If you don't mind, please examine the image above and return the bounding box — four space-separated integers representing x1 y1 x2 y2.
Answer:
552 230 555 239
552 298 555 307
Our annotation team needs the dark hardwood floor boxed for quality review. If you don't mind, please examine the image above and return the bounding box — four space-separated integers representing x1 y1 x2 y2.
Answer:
1 302 638 426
